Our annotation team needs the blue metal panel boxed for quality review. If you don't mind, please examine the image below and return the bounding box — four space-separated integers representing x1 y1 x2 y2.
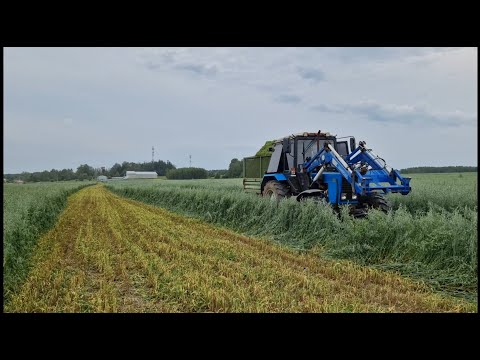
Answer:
272 173 288 181
323 172 342 204
263 173 288 182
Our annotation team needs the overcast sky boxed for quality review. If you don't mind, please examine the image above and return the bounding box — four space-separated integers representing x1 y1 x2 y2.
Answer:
3 47 477 173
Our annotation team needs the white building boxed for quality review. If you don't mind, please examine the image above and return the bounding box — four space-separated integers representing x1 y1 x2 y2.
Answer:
97 175 108 182
124 171 158 179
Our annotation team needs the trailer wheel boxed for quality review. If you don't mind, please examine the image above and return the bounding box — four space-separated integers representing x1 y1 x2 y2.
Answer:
360 193 391 213
263 181 289 201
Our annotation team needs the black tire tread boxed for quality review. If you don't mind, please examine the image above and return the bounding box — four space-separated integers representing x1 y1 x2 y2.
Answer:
364 193 391 213
263 180 289 199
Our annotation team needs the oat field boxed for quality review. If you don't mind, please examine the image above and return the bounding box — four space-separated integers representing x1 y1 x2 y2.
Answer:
5 185 475 312
107 173 478 301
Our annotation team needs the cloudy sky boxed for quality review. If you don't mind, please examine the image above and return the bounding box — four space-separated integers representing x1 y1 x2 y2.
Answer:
4 47 477 173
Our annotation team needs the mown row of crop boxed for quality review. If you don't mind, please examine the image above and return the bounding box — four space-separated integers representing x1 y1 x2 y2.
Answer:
107 181 477 301
3 182 94 304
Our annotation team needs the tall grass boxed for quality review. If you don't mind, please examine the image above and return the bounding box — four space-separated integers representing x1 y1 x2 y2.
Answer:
386 173 477 214
107 173 477 301
3 181 94 303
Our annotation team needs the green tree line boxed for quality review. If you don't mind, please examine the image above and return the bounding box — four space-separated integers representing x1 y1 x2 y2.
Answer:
4 160 176 183
166 167 209 179
400 166 477 174
4 157 247 183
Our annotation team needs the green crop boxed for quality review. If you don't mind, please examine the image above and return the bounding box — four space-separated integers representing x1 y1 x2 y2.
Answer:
107 173 477 301
3 181 94 304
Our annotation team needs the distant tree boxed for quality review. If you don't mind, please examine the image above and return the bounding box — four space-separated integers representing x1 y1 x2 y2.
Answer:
76 164 95 180
225 158 243 178
59 169 75 181
108 163 123 177
50 169 59 182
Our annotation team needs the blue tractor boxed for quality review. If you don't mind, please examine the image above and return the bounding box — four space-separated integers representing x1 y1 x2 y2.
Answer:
243 131 411 217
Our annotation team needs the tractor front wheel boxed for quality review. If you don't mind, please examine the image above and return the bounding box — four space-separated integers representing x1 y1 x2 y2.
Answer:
359 193 391 213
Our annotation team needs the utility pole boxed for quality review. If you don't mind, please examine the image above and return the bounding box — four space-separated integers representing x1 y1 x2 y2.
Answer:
152 146 155 163
189 154 192 168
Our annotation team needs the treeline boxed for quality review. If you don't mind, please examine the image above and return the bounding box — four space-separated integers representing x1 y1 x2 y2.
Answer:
4 160 176 183
400 166 477 174
4 157 246 183
208 169 228 179
206 159 244 179
107 160 175 177
166 167 208 179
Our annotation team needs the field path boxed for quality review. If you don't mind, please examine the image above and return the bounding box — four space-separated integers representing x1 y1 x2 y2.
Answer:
6 185 475 312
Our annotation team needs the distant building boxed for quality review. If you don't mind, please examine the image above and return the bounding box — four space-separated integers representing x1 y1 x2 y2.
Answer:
14 180 25 184
110 177 124 180
97 175 108 182
124 171 158 180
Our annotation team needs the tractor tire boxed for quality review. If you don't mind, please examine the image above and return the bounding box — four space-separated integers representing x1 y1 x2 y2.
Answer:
361 193 391 213
263 180 289 202
350 207 368 219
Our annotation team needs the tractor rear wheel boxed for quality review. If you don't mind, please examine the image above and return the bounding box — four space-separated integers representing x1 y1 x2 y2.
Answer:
360 193 391 213
263 180 289 202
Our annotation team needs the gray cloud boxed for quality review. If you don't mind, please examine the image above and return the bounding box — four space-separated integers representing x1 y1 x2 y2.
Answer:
274 94 302 104
310 104 342 113
139 49 218 77
297 66 326 83
311 100 476 127
144 61 162 71
174 63 218 77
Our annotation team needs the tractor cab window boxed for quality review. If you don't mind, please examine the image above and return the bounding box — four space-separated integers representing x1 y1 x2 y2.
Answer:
336 141 348 157
296 139 330 165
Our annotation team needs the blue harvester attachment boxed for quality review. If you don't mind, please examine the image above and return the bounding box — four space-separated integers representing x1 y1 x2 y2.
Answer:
302 140 411 206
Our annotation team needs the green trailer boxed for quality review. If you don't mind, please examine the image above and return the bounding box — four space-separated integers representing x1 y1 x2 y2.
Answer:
242 155 271 194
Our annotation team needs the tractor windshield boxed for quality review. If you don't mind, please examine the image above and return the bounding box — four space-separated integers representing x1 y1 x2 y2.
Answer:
297 139 330 165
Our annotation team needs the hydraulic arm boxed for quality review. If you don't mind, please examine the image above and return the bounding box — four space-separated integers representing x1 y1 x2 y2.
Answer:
302 140 411 199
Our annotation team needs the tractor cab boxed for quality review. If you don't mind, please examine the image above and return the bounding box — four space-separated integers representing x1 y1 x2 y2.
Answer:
267 131 355 175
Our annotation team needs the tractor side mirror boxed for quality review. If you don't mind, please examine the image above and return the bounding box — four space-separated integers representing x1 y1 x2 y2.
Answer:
282 138 291 153
350 137 356 152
